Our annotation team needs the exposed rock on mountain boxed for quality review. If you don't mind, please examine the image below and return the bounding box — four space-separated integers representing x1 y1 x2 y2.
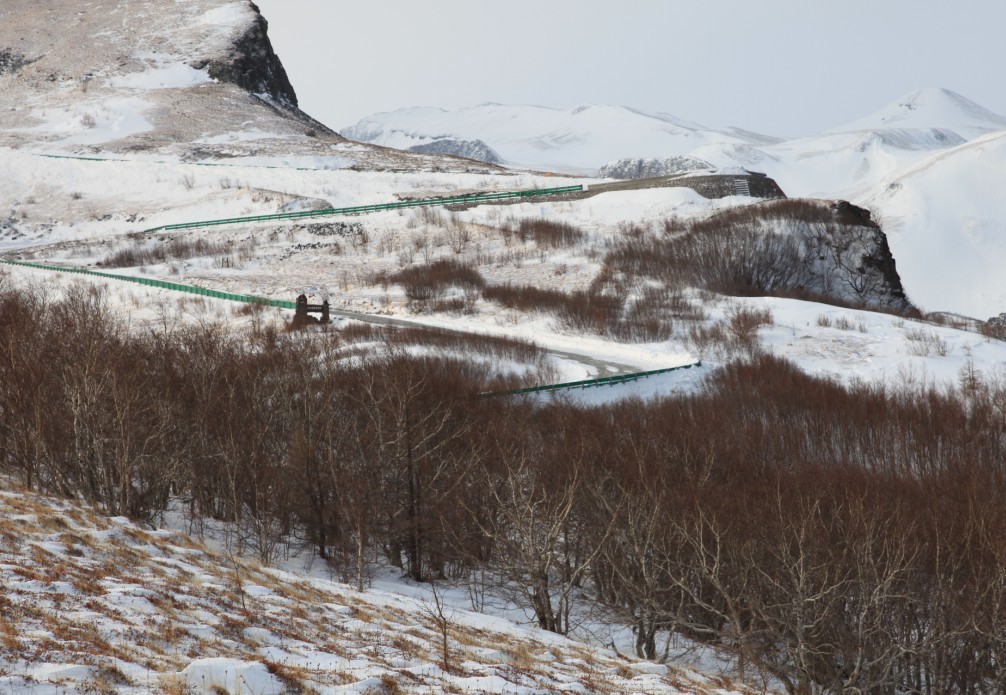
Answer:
0 48 37 75
664 171 786 200
669 199 912 311
200 5 298 107
408 138 503 164
599 156 711 179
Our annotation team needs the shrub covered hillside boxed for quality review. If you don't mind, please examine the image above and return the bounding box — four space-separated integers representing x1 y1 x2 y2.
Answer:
604 198 912 312
3 278 1006 692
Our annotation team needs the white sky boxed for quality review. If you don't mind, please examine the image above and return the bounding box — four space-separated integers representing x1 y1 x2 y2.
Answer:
252 0 1006 138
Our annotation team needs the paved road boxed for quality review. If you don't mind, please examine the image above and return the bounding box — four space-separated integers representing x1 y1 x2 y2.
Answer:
322 305 641 378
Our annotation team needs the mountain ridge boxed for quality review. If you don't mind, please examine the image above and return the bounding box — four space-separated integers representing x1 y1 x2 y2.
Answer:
342 102 778 173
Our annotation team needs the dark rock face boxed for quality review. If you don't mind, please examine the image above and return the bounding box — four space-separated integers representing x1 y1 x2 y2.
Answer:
407 138 503 165
201 3 297 106
689 198 912 310
0 49 38 75
988 313 1006 338
788 200 911 311
839 204 912 311
598 155 711 179
651 171 787 200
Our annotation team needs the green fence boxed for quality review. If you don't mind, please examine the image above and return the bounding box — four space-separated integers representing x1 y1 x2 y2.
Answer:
143 185 585 234
0 259 295 309
489 361 702 397
2 258 701 395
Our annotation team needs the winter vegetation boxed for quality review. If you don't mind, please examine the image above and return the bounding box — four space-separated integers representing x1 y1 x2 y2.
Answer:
4 0 1006 693
4 277 1006 693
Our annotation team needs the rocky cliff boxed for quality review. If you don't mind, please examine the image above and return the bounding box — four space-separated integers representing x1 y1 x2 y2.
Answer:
407 138 503 165
201 3 298 107
598 155 711 179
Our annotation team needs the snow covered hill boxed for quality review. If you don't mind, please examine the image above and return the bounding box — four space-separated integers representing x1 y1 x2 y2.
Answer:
342 103 781 174
5 2 1006 690
864 130 1006 318
0 0 496 173
749 88 1006 199
342 89 1006 317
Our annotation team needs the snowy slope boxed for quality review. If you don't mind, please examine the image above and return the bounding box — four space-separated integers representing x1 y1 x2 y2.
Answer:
0 0 497 173
864 130 1006 318
752 88 1006 199
342 103 781 173
0 479 754 694
7 2 1006 692
830 87 1006 139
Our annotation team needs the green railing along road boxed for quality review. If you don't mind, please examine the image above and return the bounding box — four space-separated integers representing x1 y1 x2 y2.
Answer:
2 179 707 396
489 362 702 397
0 259 295 309
0 258 701 395
142 185 585 234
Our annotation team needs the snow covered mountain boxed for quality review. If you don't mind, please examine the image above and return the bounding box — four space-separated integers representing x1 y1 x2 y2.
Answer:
748 88 1006 199
342 103 781 174
863 130 1006 319
7 2 1006 691
343 89 1006 317
342 88 1006 200
829 87 1006 140
0 0 496 173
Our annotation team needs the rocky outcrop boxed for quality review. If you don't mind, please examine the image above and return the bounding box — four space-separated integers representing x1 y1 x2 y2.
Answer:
668 171 787 200
987 313 1006 339
683 198 912 310
598 155 711 179
198 3 297 107
0 49 37 75
407 138 503 165
827 201 912 310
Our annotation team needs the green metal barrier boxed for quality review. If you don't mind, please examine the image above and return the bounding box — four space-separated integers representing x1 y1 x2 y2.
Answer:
142 185 585 234
487 361 702 397
0 259 295 309
1 258 701 395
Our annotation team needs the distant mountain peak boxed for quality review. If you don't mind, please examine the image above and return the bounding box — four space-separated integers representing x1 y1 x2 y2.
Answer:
830 87 1006 139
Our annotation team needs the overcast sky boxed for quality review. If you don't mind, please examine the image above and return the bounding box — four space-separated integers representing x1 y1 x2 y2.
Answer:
252 0 1006 139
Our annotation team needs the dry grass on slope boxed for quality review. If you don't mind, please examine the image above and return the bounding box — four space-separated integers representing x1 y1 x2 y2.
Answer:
0 479 764 694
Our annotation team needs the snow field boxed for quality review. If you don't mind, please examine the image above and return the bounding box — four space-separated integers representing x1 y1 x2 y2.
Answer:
5 143 1006 401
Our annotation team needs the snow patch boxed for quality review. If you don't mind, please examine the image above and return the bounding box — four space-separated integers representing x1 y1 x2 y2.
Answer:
109 63 214 90
178 658 285 695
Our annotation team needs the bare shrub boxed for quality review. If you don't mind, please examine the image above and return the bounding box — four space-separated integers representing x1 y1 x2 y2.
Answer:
384 259 484 303
606 199 913 312
514 218 587 249
980 320 1006 342
97 238 252 268
483 281 682 342
482 283 571 313
904 325 950 356
725 304 773 351
446 213 471 254
7 278 1006 694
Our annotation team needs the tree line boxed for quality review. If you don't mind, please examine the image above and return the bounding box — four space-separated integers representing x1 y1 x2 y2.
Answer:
2 278 1006 693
